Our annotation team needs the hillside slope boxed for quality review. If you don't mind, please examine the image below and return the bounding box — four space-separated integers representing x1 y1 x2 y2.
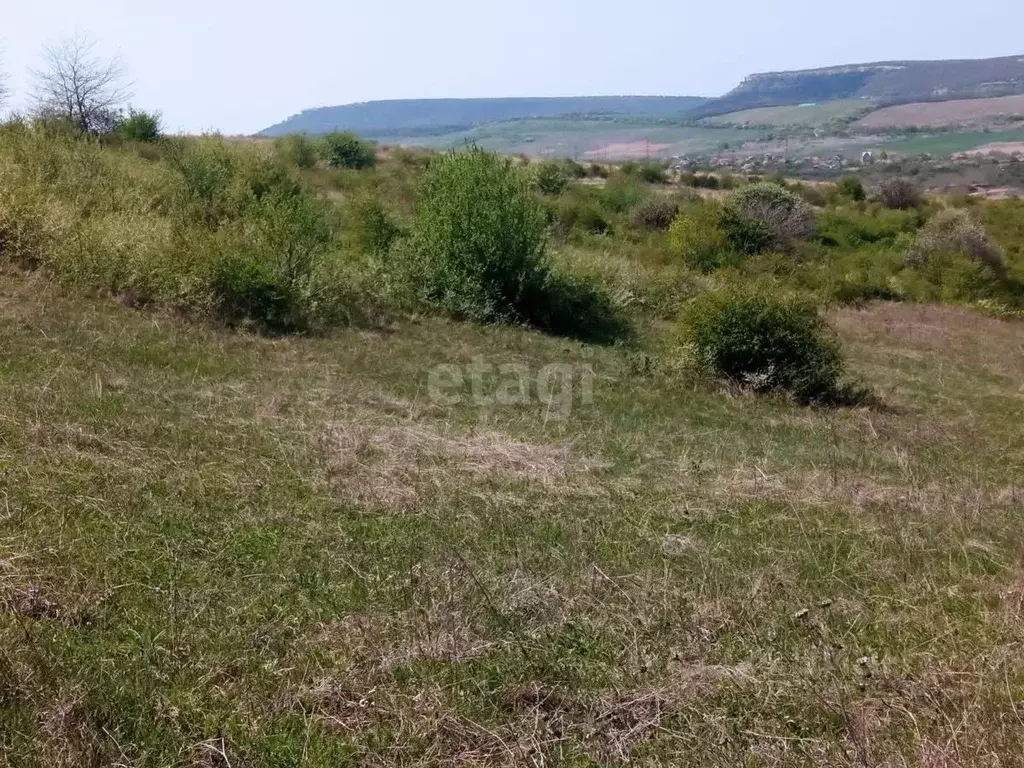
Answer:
690 54 1024 118
260 96 710 138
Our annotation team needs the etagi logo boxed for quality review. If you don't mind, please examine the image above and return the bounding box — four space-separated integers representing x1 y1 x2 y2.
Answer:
427 357 594 421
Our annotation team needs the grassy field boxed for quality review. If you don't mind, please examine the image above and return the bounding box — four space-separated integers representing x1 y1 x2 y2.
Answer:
878 127 1024 156
858 95 1024 130
703 101 871 128
391 119 762 158
3 126 1024 766
3 268 1024 766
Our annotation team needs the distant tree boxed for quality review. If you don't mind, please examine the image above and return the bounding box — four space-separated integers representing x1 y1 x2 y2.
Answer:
318 131 376 170
0 47 9 110
876 178 921 210
837 175 866 202
31 36 131 134
114 109 162 142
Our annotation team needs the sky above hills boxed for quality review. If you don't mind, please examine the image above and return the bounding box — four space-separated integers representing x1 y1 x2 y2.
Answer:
2 0 1022 134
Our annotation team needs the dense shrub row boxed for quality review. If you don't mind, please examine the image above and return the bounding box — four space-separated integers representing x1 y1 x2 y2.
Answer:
3 119 1023 405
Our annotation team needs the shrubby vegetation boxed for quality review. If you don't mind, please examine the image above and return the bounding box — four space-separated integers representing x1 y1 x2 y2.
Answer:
877 177 922 210
318 131 377 170
724 182 817 249
3 105 1024 384
678 288 845 402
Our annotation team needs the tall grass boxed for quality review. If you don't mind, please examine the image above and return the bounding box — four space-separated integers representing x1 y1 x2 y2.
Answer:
0 123 355 331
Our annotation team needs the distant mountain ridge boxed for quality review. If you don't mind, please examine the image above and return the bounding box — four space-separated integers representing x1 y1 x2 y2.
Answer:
690 54 1024 118
259 54 1024 138
259 96 710 138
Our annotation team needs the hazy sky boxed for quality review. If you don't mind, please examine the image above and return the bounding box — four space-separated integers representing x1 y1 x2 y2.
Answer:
2 0 1022 134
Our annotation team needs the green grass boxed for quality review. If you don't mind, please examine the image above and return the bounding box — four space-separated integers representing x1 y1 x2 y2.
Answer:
392 118 761 158
3 129 1024 766
703 100 872 127
879 126 1024 156
2 272 1024 766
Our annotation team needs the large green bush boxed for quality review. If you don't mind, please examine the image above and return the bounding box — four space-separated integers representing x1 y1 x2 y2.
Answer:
724 182 817 251
668 202 730 270
397 146 548 322
906 208 1005 277
532 160 571 196
274 134 318 169
630 196 679 231
114 110 162 143
678 288 844 402
318 132 376 170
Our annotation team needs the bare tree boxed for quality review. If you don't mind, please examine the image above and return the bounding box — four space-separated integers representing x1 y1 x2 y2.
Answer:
0 46 9 111
31 35 131 133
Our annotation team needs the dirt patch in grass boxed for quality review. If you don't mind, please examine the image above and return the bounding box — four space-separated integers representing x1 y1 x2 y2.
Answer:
319 421 607 508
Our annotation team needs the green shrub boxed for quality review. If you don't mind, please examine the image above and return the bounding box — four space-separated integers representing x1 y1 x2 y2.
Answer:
601 175 647 213
720 205 776 255
318 132 376 170
274 134 318 169
630 196 679 231
632 162 668 184
678 288 844 402
532 160 571 196
350 197 403 256
817 206 922 248
668 202 730 270
877 178 921 210
559 158 588 179
208 250 299 332
724 182 816 250
554 194 610 236
397 146 548 322
906 208 1006 277
114 110 162 143
837 175 866 202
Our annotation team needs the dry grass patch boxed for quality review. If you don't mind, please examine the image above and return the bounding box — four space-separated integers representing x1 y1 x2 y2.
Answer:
319 421 607 508
832 302 1024 380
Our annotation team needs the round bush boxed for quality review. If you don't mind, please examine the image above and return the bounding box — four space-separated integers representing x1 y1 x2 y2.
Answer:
678 289 844 401
724 182 817 250
318 132 376 170
114 110 162 143
906 208 1006 277
836 175 866 202
401 146 548 322
532 160 571 196
876 178 921 210
630 196 679 231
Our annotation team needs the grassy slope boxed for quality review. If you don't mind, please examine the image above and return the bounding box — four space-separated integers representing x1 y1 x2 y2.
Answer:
702 100 871 127
2 270 1023 766
391 119 759 158
877 127 1024 156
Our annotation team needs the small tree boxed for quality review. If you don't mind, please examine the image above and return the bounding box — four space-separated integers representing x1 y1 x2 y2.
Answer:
31 36 131 134
0 48 9 111
399 146 548 322
837 175 866 202
114 109 162 142
532 160 570 196
877 178 921 210
318 131 376 170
